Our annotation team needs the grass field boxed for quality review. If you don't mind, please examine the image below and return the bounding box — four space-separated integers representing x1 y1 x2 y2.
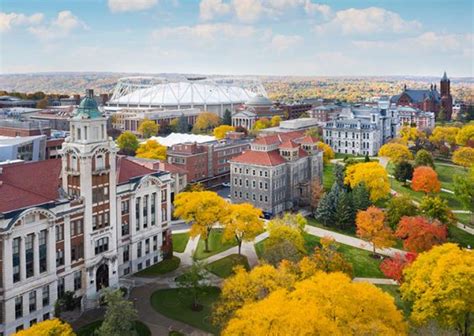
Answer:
150 287 220 334
448 225 474 248
76 320 151 336
172 232 190 253
134 256 180 277
376 285 412 317
322 163 335 191
194 229 237 260
206 254 249 278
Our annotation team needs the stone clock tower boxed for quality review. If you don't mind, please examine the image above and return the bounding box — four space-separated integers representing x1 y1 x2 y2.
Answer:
61 89 119 301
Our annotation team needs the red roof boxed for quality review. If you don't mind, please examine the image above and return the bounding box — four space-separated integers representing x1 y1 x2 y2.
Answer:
116 157 156 184
0 159 62 213
253 131 305 146
279 140 299 149
297 135 319 144
253 134 280 145
231 150 286 166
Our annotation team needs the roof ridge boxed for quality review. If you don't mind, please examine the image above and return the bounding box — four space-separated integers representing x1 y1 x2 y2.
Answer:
0 180 54 203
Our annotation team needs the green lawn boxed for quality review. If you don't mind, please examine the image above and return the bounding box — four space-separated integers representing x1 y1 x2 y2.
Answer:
435 163 467 191
255 234 385 278
206 254 249 278
150 287 220 335
306 217 357 237
194 229 237 260
448 225 474 248
322 163 335 191
376 285 412 318
173 232 190 253
455 212 474 228
76 320 151 336
134 256 180 277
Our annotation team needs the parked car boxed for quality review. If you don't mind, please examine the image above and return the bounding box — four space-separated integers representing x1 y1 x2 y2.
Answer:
222 182 231 187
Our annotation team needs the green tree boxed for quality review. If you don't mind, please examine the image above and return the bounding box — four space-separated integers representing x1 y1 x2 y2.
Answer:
116 131 139 156
419 196 455 225
315 183 340 225
414 149 435 168
333 164 346 187
262 239 302 266
352 183 371 211
176 260 210 311
394 161 414 185
386 195 418 229
437 107 446 123
222 109 232 126
97 288 138 336
453 167 474 224
178 115 189 133
334 190 354 231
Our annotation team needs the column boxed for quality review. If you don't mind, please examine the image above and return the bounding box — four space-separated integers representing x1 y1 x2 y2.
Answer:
139 197 144 231
64 217 71 269
19 237 26 282
33 232 40 277
47 225 56 273
130 196 137 235
147 194 152 227
3 236 13 289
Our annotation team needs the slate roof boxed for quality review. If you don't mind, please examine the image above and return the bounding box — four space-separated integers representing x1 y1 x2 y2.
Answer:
391 89 440 104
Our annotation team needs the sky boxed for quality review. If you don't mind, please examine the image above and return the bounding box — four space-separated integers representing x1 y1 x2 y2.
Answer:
0 0 473 76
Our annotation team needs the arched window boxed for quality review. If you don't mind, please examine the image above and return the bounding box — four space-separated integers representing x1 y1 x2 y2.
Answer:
96 154 105 170
71 155 78 170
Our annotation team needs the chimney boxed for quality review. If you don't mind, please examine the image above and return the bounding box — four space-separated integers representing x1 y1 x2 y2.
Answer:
86 89 94 98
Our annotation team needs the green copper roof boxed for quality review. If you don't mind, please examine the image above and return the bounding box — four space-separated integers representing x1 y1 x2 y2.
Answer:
73 89 102 119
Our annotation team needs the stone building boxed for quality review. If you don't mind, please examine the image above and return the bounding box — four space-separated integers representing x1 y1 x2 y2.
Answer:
230 132 323 216
0 90 172 335
323 106 398 156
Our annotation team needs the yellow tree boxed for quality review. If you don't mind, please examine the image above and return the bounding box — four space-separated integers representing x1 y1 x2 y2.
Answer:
212 264 296 327
378 143 413 163
452 147 474 168
316 141 335 164
192 112 220 133
356 206 395 255
14 319 75 336
138 118 159 138
173 191 229 252
345 162 390 202
213 125 235 139
399 126 424 143
135 139 167 160
222 203 264 255
429 126 460 147
456 124 474 145
253 118 271 130
401 243 474 335
270 115 281 126
222 272 407 336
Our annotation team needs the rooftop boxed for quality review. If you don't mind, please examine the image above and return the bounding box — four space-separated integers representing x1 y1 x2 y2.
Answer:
147 133 215 147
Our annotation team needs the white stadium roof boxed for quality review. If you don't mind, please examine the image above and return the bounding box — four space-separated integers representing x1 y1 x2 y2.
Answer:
145 133 215 147
108 76 267 107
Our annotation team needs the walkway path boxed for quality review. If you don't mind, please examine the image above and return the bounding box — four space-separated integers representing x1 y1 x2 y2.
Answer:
304 225 405 257
353 278 397 285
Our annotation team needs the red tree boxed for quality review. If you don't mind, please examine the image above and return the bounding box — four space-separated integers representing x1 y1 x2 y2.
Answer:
395 216 447 252
411 166 441 194
380 252 417 282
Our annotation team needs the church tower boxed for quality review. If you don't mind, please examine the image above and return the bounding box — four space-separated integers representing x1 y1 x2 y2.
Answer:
440 71 453 120
60 89 119 301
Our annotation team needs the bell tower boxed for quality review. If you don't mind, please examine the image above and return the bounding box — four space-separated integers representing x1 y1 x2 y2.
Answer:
440 71 453 120
60 89 119 300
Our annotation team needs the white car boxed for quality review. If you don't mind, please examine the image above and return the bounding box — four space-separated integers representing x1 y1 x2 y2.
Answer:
222 182 231 187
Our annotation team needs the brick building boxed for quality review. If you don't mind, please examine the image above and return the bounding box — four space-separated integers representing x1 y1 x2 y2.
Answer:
167 135 251 187
230 131 323 216
0 120 51 137
0 91 173 335
397 106 435 130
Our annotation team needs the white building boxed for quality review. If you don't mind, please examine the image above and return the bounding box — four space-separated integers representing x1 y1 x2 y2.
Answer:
0 135 46 162
0 90 172 335
323 106 398 156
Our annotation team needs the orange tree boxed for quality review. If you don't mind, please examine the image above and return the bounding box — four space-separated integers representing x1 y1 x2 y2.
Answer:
356 206 395 255
411 166 441 194
395 216 447 252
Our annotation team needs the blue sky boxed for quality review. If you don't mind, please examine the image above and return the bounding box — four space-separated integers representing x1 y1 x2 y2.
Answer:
1 0 472 76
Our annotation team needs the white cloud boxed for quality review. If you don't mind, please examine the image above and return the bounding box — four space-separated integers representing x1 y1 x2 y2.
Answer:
0 12 44 33
303 1 331 18
232 0 265 23
28 11 87 40
314 7 421 35
200 0 231 21
108 0 158 13
270 34 303 52
152 23 257 41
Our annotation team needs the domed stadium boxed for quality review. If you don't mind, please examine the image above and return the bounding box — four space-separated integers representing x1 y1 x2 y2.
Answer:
106 76 267 116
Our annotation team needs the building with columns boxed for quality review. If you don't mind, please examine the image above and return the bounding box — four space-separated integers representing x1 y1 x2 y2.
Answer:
0 90 172 335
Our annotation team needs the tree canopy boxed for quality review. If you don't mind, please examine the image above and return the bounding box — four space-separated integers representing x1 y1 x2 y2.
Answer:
378 143 413 163
452 147 474 168
192 112 220 133
344 162 390 201
116 131 139 156
356 206 395 255
13 319 75 336
213 125 235 139
135 139 167 160
316 142 335 164
411 166 441 194
138 118 159 138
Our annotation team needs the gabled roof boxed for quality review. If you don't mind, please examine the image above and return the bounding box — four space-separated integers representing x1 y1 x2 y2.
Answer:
0 159 62 213
231 149 286 166
297 135 319 144
116 156 156 184
392 89 440 104
253 131 305 146
279 140 299 149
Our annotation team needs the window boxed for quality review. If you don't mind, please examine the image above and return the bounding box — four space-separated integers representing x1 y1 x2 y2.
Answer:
56 250 64 267
15 296 23 319
153 236 158 251
121 220 129 236
56 224 64 241
123 245 130 262
71 219 83 236
95 238 109 255
43 313 50 321
143 196 148 228
92 216 97 230
162 207 167 222
161 189 167 202
29 291 36 313
121 200 129 215
145 239 150 254
13 237 20 282
57 278 65 299
25 234 34 278
151 193 156 226
42 286 49 307
74 271 81 291
137 242 142 258
103 212 109 227
135 198 140 231
96 154 105 170
71 243 83 263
